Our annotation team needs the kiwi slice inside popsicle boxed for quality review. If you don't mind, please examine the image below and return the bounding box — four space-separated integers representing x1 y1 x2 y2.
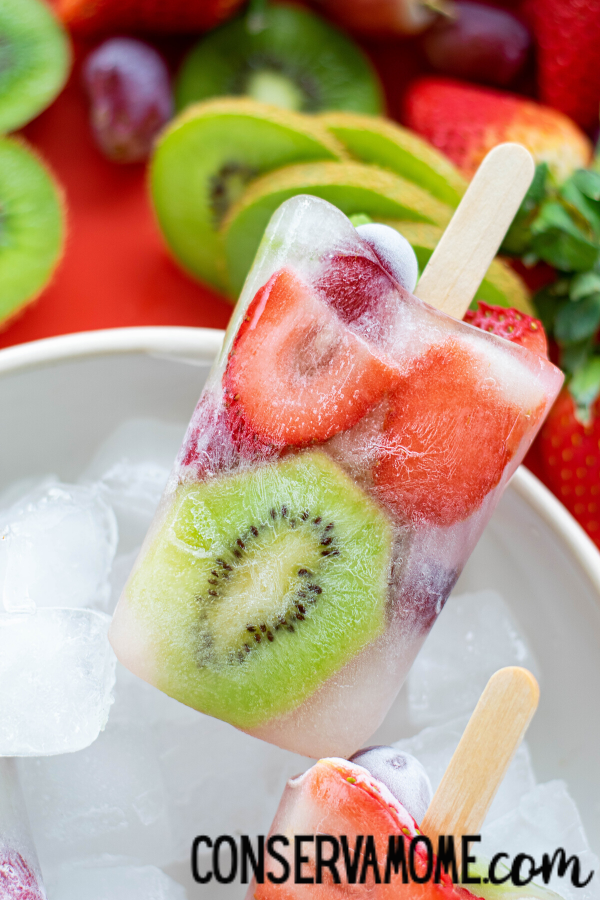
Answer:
122 451 394 729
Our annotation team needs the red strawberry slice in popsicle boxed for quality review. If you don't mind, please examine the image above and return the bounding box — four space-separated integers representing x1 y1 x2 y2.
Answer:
373 338 534 527
0 849 45 900
224 268 400 448
256 758 477 900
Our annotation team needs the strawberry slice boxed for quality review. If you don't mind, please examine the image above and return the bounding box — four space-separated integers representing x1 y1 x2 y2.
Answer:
463 302 548 357
257 758 477 900
224 268 400 448
0 849 45 900
373 339 532 526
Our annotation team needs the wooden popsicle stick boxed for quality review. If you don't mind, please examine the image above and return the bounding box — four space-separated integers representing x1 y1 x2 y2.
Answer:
420 666 539 864
414 143 535 320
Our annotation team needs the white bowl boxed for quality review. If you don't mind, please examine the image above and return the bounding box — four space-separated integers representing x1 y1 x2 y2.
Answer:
1 327 599 857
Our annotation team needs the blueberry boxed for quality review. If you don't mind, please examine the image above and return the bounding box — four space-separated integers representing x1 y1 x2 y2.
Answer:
350 745 433 823
356 223 419 293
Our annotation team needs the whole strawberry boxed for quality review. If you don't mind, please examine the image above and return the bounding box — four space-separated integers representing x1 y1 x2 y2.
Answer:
403 77 592 181
57 0 244 34
464 302 548 357
526 0 600 131
538 388 600 549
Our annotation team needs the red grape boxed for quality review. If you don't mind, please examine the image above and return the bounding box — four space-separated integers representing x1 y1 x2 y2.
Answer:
83 38 173 163
422 2 531 87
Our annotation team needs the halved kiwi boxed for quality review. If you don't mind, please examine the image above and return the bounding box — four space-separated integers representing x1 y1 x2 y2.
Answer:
150 97 346 292
0 0 71 134
320 111 467 207
0 137 65 325
221 160 454 298
382 220 533 314
124 451 394 729
175 4 384 116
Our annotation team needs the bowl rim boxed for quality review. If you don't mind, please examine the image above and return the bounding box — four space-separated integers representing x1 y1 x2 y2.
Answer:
2 326 599 599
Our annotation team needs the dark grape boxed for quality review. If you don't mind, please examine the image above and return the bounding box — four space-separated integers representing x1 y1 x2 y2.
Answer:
350 746 433 823
422 2 531 87
83 38 173 163
356 223 419 293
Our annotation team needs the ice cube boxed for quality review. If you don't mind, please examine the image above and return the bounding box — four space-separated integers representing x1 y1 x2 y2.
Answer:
83 419 182 554
154 712 308 863
394 716 536 826
0 608 116 756
18 718 175 871
406 590 540 730
480 781 600 900
0 482 117 613
47 863 187 900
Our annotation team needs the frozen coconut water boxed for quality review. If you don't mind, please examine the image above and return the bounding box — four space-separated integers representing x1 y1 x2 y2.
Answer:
109 195 563 758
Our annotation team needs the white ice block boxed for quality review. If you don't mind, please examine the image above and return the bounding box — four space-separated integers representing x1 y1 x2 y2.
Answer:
406 589 540 730
83 418 182 555
18 716 175 871
47 864 186 900
0 482 117 613
0 609 116 756
480 782 600 900
0 758 46 898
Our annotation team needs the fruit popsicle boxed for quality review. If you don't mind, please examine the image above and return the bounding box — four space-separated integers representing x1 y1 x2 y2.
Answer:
0 759 46 899
247 667 547 900
110 190 563 759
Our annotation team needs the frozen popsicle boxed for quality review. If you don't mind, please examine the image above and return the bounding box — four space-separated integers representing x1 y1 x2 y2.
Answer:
248 667 550 900
0 759 46 899
109 145 563 758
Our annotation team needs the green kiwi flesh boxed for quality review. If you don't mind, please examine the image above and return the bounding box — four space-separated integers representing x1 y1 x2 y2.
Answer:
0 137 64 324
125 451 394 729
175 4 383 116
383 220 534 314
0 0 71 133
150 98 346 292
320 112 468 207
221 160 454 298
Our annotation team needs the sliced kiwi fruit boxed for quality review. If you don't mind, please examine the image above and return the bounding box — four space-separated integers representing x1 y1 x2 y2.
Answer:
0 0 71 134
320 111 467 207
221 160 454 298
175 4 383 117
150 98 346 292
382 220 533 314
125 451 394 729
0 137 65 325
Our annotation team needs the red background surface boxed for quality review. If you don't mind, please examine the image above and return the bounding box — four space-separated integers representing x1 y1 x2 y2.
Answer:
1 37 424 350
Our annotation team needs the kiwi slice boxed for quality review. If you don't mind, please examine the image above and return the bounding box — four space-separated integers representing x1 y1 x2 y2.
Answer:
125 451 393 729
382 220 534 314
175 4 383 117
221 161 454 298
0 137 65 325
150 98 346 292
320 111 467 207
0 0 71 133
